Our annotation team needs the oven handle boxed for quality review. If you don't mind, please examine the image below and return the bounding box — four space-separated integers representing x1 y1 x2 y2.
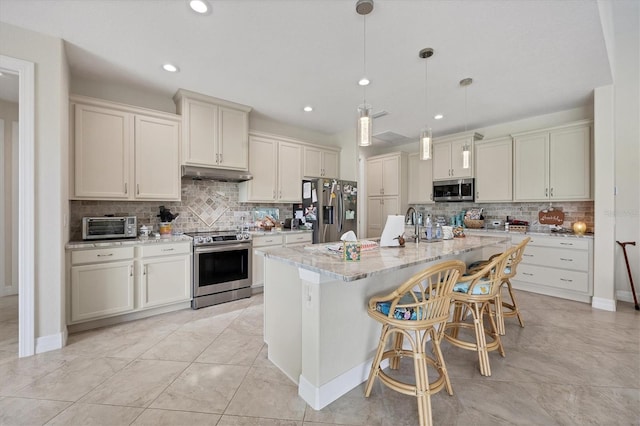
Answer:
194 242 251 253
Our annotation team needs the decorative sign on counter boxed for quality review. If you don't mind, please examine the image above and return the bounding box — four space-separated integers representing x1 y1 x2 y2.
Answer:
343 241 361 261
538 207 565 225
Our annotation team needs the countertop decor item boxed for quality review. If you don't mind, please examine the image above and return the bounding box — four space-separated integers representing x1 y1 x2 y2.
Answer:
572 221 587 235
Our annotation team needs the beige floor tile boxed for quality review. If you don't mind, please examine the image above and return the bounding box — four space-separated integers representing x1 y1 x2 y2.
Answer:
218 415 301 425
132 408 221 425
45 402 144 425
226 304 264 336
80 359 188 407
13 356 131 401
196 329 265 365
150 362 249 414
0 396 71 426
225 366 306 421
139 329 217 362
0 351 76 395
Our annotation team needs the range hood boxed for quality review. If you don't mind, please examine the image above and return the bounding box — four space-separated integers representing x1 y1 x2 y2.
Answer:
181 165 253 182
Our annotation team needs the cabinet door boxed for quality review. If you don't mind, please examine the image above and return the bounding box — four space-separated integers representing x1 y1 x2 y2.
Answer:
140 255 191 308
303 146 323 177
183 99 218 166
450 138 473 178
252 236 282 288
244 136 278 201
322 150 339 178
475 138 512 202
432 142 452 180
381 156 400 196
134 115 181 200
70 261 134 322
366 198 383 238
366 159 384 196
514 132 549 201
218 106 249 170
408 153 434 204
549 125 591 200
74 104 131 199
382 196 401 217
278 141 303 202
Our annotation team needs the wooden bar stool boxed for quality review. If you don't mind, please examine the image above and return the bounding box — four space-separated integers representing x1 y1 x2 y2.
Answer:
364 260 466 426
443 247 516 376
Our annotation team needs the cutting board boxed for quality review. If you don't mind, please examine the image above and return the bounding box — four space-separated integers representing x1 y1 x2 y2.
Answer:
538 208 564 225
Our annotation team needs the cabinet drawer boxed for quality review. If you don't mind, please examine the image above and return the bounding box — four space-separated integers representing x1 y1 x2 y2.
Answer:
252 235 283 247
139 243 191 258
511 235 589 250
71 246 134 265
284 233 312 245
520 246 588 271
516 264 589 293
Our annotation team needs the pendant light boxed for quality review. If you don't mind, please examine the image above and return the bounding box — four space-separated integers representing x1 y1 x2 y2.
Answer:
460 77 472 169
356 0 373 147
419 48 434 160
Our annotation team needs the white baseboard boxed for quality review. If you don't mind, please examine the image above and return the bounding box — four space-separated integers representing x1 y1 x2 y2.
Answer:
0 285 18 297
591 297 617 312
35 329 67 354
299 358 389 411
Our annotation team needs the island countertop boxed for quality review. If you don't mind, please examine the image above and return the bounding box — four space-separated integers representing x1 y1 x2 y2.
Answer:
259 234 508 282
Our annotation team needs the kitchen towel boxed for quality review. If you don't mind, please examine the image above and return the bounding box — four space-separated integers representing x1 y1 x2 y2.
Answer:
380 215 406 247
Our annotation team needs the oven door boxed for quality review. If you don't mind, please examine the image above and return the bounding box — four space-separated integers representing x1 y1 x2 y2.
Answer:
193 242 252 297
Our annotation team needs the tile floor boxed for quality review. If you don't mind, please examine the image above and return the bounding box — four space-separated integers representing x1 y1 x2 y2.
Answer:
0 291 638 425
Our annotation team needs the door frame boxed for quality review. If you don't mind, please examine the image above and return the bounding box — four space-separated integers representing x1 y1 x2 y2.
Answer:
0 54 35 357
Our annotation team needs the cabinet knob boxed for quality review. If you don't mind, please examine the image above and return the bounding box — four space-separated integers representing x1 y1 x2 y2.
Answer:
137 184 140 195
219 153 223 163
550 187 554 197
545 188 548 197
124 183 128 194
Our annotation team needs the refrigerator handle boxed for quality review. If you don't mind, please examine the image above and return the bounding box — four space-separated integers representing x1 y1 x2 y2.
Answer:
337 187 344 234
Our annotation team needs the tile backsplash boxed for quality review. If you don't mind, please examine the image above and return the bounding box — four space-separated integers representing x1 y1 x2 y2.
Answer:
410 201 594 232
69 179 293 240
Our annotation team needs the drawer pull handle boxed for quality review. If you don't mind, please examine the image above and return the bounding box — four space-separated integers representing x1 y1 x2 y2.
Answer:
522 272 534 276
560 258 573 261
162 248 175 252
97 253 113 257
266 240 274 243
560 278 573 282
560 242 574 246
523 254 533 257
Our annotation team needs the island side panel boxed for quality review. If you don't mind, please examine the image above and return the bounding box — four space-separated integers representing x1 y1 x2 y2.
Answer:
264 257 303 384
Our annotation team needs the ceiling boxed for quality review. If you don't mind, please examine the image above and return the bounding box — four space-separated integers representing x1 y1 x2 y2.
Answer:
0 0 612 144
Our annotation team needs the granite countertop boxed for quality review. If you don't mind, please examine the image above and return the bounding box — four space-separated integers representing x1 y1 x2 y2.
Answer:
463 227 594 239
66 234 192 250
250 229 313 236
259 235 508 282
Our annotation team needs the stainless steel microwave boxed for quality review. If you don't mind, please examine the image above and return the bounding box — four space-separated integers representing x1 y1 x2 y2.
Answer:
433 178 474 202
82 216 137 240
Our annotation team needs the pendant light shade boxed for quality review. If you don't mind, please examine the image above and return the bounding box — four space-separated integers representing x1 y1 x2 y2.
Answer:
356 0 374 147
358 104 372 147
460 77 472 169
419 48 434 161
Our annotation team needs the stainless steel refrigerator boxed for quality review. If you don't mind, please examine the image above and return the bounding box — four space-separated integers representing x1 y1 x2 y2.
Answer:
298 179 358 244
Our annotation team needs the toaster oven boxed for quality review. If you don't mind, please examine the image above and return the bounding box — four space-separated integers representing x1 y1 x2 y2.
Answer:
82 216 137 240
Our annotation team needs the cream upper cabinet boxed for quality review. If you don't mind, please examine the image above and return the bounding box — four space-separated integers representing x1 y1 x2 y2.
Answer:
432 132 482 180
134 115 181 200
174 89 251 171
474 137 513 203
367 153 404 196
513 120 591 201
303 146 340 178
71 96 181 201
407 153 434 204
239 133 302 203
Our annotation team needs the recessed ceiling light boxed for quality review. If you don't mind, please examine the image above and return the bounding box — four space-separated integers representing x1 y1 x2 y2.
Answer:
189 0 210 14
303 106 313 112
162 63 179 73
358 77 370 86
434 114 444 120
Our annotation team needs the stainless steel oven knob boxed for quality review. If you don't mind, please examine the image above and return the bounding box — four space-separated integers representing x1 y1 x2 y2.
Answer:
236 233 244 241
205 236 213 243
243 233 251 240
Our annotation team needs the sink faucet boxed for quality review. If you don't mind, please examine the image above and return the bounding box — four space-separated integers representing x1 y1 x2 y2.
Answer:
405 207 420 243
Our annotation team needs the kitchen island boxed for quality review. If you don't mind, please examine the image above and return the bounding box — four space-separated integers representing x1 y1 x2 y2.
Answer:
260 235 509 410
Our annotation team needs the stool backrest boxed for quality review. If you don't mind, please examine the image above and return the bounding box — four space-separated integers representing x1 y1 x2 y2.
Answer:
455 245 518 299
503 237 531 279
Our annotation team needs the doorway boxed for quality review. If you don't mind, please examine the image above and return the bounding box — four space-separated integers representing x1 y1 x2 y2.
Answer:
0 54 35 357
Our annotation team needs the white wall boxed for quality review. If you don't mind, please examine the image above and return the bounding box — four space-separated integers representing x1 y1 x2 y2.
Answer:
0 22 69 347
612 1 640 302
0 100 19 296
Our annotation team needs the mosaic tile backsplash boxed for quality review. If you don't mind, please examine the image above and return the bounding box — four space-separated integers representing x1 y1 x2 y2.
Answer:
69 179 293 241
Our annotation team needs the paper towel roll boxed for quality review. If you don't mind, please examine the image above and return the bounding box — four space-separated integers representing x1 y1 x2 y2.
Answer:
380 215 406 247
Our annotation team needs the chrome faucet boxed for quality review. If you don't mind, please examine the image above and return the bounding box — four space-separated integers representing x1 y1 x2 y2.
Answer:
405 206 420 243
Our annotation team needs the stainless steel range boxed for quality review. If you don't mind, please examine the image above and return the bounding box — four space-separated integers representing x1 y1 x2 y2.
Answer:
186 230 252 309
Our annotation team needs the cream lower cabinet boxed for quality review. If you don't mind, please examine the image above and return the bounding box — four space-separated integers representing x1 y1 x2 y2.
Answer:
68 242 191 325
239 134 302 203
69 247 135 323
510 234 593 303
252 232 312 289
138 243 191 309
474 137 513 202
367 196 400 238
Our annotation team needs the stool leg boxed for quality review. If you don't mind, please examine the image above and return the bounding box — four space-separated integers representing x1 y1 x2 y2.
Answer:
390 332 404 370
431 327 453 396
504 279 525 328
365 324 389 397
495 284 505 335
414 330 433 426
472 302 491 376
485 302 505 358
